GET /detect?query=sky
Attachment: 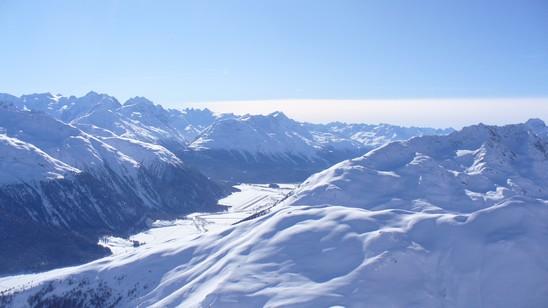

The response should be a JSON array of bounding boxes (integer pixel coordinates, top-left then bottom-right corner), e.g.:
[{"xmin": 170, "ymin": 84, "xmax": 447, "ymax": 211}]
[{"xmin": 1, "ymin": 0, "xmax": 547, "ymax": 128}]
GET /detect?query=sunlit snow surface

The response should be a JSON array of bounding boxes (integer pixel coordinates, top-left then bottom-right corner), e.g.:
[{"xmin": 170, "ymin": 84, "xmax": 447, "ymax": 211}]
[
  {"xmin": 2, "ymin": 183, "xmax": 547, "ymax": 307},
  {"xmin": 1, "ymin": 122, "xmax": 547, "ymax": 307},
  {"xmin": 0, "ymin": 184, "xmax": 297, "ymax": 300},
  {"xmin": 98, "ymin": 184, "xmax": 296, "ymax": 254}
]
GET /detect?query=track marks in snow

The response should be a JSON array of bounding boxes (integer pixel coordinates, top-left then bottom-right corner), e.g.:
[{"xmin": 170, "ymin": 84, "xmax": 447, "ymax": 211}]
[{"xmin": 98, "ymin": 183, "xmax": 297, "ymax": 254}]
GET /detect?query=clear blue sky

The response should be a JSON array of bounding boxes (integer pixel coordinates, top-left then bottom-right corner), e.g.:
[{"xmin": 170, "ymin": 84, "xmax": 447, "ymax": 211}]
[{"xmin": 1, "ymin": 0, "xmax": 547, "ymax": 126}]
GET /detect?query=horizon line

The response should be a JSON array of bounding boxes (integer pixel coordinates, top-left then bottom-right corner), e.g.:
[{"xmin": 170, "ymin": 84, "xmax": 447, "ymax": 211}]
[{"xmin": 177, "ymin": 97, "xmax": 548, "ymax": 129}]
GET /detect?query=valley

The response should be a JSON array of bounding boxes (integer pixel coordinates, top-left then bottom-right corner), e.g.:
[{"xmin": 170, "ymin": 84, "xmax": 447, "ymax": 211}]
[
  {"xmin": 0, "ymin": 92, "xmax": 546, "ymax": 307},
  {"xmin": 3, "ymin": 2, "xmax": 546, "ymax": 306},
  {"xmin": 99, "ymin": 183, "xmax": 297, "ymax": 255}
]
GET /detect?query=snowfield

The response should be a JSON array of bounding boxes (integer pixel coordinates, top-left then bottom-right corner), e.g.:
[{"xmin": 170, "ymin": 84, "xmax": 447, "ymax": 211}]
[
  {"xmin": 98, "ymin": 184, "xmax": 296, "ymax": 255},
  {"xmin": 2, "ymin": 196, "xmax": 547, "ymax": 307}
]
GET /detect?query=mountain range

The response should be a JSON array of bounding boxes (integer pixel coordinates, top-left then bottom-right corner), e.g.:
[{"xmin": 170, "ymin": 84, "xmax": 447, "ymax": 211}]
[
  {"xmin": 1, "ymin": 117, "xmax": 546, "ymax": 307},
  {"xmin": 1, "ymin": 92, "xmax": 453, "ymax": 183},
  {"xmin": 0, "ymin": 96, "xmax": 230, "ymax": 275},
  {"xmin": 0, "ymin": 91, "xmax": 455, "ymax": 275}
]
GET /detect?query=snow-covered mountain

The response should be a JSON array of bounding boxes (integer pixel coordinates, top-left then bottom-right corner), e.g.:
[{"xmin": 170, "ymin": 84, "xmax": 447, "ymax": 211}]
[
  {"xmin": 191, "ymin": 111, "xmax": 320, "ymax": 155},
  {"xmin": 1, "ymin": 92, "xmax": 454, "ymax": 183},
  {"xmin": 0, "ymin": 102, "xmax": 229, "ymax": 275},
  {"xmin": 180, "ymin": 111, "xmax": 454, "ymax": 182},
  {"xmin": 2, "ymin": 120, "xmax": 546, "ymax": 307},
  {"xmin": 291, "ymin": 120, "xmax": 548, "ymax": 210},
  {"xmin": 7, "ymin": 92, "xmax": 122, "ymax": 123},
  {"xmin": 306, "ymin": 121, "xmax": 454, "ymax": 149},
  {"xmin": 179, "ymin": 112, "xmax": 340, "ymax": 182},
  {"xmin": 0, "ymin": 92, "xmax": 457, "ymax": 273},
  {"xmin": 0, "ymin": 92, "xmax": 235, "ymax": 152}
]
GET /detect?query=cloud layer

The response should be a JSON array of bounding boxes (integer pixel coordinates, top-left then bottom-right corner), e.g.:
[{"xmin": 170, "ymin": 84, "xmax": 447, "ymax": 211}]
[{"xmin": 182, "ymin": 98, "xmax": 548, "ymax": 129}]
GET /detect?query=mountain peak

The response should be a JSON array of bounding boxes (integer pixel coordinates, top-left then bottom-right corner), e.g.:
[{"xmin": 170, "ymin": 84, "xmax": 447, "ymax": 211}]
[
  {"xmin": 79, "ymin": 92, "xmax": 121, "ymax": 109},
  {"xmin": 124, "ymin": 96, "xmax": 155, "ymax": 107},
  {"xmin": 80, "ymin": 91, "xmax": 118, "ymax": 102},
  {"xmin": 21, "ymin": 92, "xmax": 55, "ymax": 102},
  {"xmin": 525, "ymin": 118, "xmax": 547, "ymax": 138},
  {"xmin": 83, "ymin": 91, "xmax": 101, "ymax": 98},
  {"xmin": 269, "ymin": 111, "xmax": 288, "ymax": 118},
  {"xmin": 0, "ymin": 93, "xmax": 20, "ymax": 104},
  {"xmin": 526, "ymin": 118, "xmax": 546, "ymax": 128}
]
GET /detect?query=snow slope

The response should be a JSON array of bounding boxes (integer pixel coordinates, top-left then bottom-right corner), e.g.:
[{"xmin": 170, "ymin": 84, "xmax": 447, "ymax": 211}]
[
  {"xmin": 98, "ymin": 183, "xmax": 296, "ymax": 255},
  {"xmin": 8, "ymin": 92, "xmax": 122, "ymax": 122},
  {"xmin": 0, "ymin": 102, "xmax": 229, "ymax": 275},
  {"xmin": 2, "ymin": 120, "xmax": 546, "ymax": 307},
  {"xmin": 0, "ymin": 101, "xmax": 177, "ymax": 185},
  {"xmin": 0, "ymin": 133, "xmax": 80, "ymax": 184},
  {"xmin": 0, "ymin": 100, "xmax": 229, "ymax": 209}
]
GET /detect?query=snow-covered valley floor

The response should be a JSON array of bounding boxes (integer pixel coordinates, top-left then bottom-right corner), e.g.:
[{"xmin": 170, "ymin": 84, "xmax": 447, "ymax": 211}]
[
  {"xmin": 0, "ymin": 183, "xmax": 297, "ymax": 294},
  {"xmin": 98, "ymin": 183, "xmax": 297, "ymax": 255}
]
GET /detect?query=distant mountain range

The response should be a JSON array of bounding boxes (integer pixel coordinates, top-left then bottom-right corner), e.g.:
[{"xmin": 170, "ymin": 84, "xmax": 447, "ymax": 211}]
[
  {"xmin": 1, "ymin": 92, "xmax": 453, "ymax": 183},
  {"xmin": 2, "ymin": 118, "xmax": 546, "ymax": 306}
]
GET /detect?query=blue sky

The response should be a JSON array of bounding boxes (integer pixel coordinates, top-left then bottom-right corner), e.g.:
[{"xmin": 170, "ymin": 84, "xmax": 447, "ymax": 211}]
[{"xmin": 1, "ymin": 0, "xmax": 547, "ymax": 127}]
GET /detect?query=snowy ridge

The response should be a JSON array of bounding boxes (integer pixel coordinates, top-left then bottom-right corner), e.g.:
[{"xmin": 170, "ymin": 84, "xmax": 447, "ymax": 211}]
[
  {"xmin": 190, "ymin": 112, "xmax": 321, "ymax": 160},
  {"xmin": 2, "ymin": 120, "xmax": 546, "ymax": 307},
  {"xmin": 0, "ymin": 101, "xmax": 139, "ymax": 182},
  {"xmin": 11, "ymin": 92, "xmax": 122, "ymax": 122},
  {"xmin": 0, "ymin": 134, "xmax": 81, "ymax": 184},
  {"xmin": 306, "ymin": 121, "xmax": 455, "ymax": 149},
  {"xmin": 0, "ymin": 92, "xmax": 230, "ymax": 151},
  {"xmin": 289, "ymin": 121, "xmax": 548, "ymax": 211}
]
